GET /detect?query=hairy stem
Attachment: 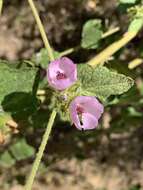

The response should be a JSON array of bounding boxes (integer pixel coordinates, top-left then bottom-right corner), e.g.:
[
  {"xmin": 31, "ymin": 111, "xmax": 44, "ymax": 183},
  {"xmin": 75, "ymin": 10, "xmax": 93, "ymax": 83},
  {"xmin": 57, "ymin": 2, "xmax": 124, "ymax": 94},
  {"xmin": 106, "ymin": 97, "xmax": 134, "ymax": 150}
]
[
  {"xmin": 25, "ymin": 110, "xmax": 57, "ymax": 190},
  {"xmin": 87, "ymin": 32, "xmax": 137, "ymax": 67},
  {"xmin": 25, "ymin": 2, "xmax": 56, "ymax": 189},
  {"xmin": 27, "ymin": 0, "xmax": 54, "ymax": 61}
]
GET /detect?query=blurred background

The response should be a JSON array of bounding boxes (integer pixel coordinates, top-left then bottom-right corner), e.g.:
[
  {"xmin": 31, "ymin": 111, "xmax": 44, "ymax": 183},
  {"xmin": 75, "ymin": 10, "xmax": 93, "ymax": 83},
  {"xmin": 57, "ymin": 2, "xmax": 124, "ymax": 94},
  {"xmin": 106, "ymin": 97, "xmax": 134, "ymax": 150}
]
[{"xmin": 0, "ymin": 0, "xmax": 143, "ymax": 190}]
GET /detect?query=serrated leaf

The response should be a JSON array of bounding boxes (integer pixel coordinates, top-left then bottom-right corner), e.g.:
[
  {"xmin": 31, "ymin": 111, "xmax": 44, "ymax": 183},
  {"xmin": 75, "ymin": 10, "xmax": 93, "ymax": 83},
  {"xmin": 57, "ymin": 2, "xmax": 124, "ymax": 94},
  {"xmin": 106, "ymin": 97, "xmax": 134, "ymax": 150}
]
[
  {"xmin": 10, "ymin": 139, "xmax": 35, "ymax": 161},
  {"xmin": 78, "ymin": 64, "xmax": 134, "ymax": 100},
  {"xmin": 0, "ymin": 62, "xmax": 37, "ymax": 104},
  {"xmin": 81, "ymin": 19, "xmax": 103, "ymax": 49},
  {"xmin": 0, "ymin": 151, "xmax": 15, "ymax": 167}
]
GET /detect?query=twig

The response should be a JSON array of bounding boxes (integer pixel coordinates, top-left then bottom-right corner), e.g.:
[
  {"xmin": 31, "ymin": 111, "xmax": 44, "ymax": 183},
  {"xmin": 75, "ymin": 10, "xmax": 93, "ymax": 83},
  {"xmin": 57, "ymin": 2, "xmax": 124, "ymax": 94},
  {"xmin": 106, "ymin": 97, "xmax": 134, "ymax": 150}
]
[{"xmin": 102, "ymin": 27, "xmax": 120, "ymax": 39}]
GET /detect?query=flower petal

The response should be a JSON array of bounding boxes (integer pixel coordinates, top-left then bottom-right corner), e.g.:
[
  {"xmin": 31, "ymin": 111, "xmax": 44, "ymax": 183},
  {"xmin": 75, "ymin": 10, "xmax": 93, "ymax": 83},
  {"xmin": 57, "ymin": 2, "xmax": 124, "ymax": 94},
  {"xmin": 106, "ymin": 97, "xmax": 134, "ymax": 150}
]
[
  {"xmin": 82, "ymin": 112, "xmax": 98, "ymax": 130},
  {"xmin": 71, "ymin": 96, "xmax": 104, "ymax": 119},
  {"xmin": 51, "ymin": 78, "xmax": 73, "ymax": 90},
  {"xmin": 69, "ymin": 96, "xmax": 104, "ymax": 131},
  {"xmin": 60, "ymin": 57, "xmax": 77, "ymax": 80},
  {"xmin": 69, "ymin": 97, "xmax": 81, "ymax": 130},
  {"xmin": 47, "ymin": 57, "xmax": 77, "ymax": 90}
]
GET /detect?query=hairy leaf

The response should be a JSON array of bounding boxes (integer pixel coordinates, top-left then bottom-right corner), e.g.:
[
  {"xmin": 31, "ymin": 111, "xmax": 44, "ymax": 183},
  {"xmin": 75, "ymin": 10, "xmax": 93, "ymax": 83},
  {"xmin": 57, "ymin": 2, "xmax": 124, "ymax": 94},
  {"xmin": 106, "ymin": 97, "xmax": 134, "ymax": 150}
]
[
  {"xmin": 81, "ymin": 19, "xmax": 102, "ymax": 49},
  {"xmin": 10, "ymin": 139, "xmax": 35, "ymax": 161},
  {"xmin": 0, "ymin": 62, "xmax": 37, "ymax": 104},
  {"xmin": 78, "ymin": 64, "xmax": 134, "ymax": 100}
]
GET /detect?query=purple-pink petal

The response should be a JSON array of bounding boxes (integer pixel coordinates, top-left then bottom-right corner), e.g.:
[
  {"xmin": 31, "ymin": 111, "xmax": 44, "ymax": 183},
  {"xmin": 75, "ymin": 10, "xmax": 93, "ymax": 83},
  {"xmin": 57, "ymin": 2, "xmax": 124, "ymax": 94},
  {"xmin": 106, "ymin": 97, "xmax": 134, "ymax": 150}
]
[
  {"xmin": 47, "ymin": 57, "xmax": 77, "ymax": 90},
  {"xmin": 82, "ymin": 113, "xmax": 98, "ymax": 130},
  {"xmin": 69, "ymin": 96, "xmax": 104, "ymax": 130}
]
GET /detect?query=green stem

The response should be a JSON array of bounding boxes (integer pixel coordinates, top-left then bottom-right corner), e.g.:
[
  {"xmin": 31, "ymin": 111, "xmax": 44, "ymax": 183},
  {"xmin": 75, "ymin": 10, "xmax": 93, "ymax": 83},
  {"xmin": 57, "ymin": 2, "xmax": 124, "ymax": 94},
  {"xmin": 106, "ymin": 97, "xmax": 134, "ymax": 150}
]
[
  {"xmin": 102, "ymin": 27, "xmax": 120, "ymax": 39},
  {"xmin": 60, "ymin": 46, "xmax": 79, "ymax": 57},
  {"xmin": 25, "ymin": 110, "xmax": 57, "ymax": 190},
  {"xmin": 0, "ymin": 0, "xmax": 3, "ymax": 15},
  {"xmin": 27, "ymin": 0, "xmax": 54, "ymax": 61}
]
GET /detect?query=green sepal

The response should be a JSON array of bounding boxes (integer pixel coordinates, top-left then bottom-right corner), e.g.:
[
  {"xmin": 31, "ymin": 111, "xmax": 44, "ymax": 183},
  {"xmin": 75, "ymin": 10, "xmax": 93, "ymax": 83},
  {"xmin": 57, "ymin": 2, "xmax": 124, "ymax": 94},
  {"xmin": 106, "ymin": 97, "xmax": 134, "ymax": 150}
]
[{"xmin": 47, "ymin": 83, "xmax": 82, "ymax": 122}]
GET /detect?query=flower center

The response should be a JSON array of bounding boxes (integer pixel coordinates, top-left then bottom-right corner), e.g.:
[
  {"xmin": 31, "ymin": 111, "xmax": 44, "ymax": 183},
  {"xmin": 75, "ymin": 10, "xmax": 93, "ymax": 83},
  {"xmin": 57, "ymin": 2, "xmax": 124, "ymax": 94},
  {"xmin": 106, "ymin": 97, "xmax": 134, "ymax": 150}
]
[
  {"xmin": 76, "ymin": 105, "xmax": 84, "ymax": 126},
  {"xmin": 76, "ymin": 106, "xmax": 84, "ymax": 114},
  {"xmin": 56, "ymin": 71, "xmax": 67, "ymax": 80}
]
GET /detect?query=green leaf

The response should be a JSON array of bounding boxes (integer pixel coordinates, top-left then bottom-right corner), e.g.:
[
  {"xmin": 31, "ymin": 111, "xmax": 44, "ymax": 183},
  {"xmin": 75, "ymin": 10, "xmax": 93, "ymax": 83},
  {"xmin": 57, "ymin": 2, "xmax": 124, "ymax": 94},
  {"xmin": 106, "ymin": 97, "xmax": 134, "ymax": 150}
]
[
  {"xmin": 0, "ymin": 151, "xmax": 15, "ymax": 167},
  {"xmin": 78, "ymin": 64, "xmax": 134, "ymax": 100},
  {"xmin": 2, "ymin": 92, "xmax": 38, "ymax": 120},
  {"xmin": 32, "ymin": 48, "xmax": 61, "ymax": 69},
  {"xmin": 128, "ymin": 17, "xmax": 143, "ymax": 32},
  {"xmin": 10, "ymin": 139, "xmax": 35, "ymax": 161},
  {"xmin": 0, "ymin": 111, "xmax": 11, "ymax": 128},
  {"xmin": 0, "ymin": 59, "xmax": 22, "ymax": 69},
  {"xmin": 0, "ymin": 62, "xmax": 37, "ymax": 104},
  {"xmin": 81, "ymin": 19, "xmax": 103, "ymax": 49},
  {"xmin": 0, "ymin": 111, "xmax": 12, "ymax": 136},
  {"xmin": 127, "ymin": 107, "xmax": 142, "ymax": 117},
  {"xmin": 119, "ymin": 0, "xmax": 137, "ymax": 4},
  {"xmin": 129, "ymin": 185, "xmax": 141, "ymax": 190}
]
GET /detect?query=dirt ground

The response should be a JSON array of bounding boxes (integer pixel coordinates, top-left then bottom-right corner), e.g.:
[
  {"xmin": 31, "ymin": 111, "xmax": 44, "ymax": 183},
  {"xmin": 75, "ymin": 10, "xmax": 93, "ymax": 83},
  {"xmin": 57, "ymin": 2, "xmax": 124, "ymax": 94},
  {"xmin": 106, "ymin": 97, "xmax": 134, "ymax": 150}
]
[
  {"xmin": 0, "ymin": 0, "xmax": 143, "ymax": 190},
  {"xmin": 5, "ymin": 125, "xmax": 143, "ymax": 190}
]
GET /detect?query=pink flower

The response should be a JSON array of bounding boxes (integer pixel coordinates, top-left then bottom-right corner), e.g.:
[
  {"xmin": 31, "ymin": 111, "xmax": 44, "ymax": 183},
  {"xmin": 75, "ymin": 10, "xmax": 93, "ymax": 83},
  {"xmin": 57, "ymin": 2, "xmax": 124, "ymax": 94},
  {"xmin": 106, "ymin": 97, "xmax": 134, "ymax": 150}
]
[
  {"xmin": 69, "ymin": 96, "xmax": 104, "ymax": 130},
  {"xmin": 47, "ymin": 57, "xmax": 77, "ymax": 90}
]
